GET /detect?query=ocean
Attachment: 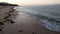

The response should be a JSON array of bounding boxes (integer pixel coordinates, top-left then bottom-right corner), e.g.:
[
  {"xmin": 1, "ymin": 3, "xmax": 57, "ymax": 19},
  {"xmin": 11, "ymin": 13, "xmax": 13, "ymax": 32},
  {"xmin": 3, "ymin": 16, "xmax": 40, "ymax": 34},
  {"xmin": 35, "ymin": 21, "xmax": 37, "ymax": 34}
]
[{"xmin": 15, "ymin": 5, "xmax": 60, "ymax": 32}]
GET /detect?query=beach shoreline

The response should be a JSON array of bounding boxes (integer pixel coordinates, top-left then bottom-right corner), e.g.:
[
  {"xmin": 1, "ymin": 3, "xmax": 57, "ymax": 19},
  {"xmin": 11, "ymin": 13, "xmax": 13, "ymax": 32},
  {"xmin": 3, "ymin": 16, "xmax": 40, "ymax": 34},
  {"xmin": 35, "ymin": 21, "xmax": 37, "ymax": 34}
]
[{"xmin": 0, "ymin": 6, "xmax": 60, "ymax": 34}]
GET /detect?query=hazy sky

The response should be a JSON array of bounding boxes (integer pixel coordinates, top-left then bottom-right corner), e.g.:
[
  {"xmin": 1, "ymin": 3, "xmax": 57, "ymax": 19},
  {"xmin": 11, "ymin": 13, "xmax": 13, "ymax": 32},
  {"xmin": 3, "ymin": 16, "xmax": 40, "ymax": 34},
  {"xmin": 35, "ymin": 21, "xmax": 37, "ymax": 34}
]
[{"xmin": 0, "ymin": 0, "xmax": 60, "ymax": 5}]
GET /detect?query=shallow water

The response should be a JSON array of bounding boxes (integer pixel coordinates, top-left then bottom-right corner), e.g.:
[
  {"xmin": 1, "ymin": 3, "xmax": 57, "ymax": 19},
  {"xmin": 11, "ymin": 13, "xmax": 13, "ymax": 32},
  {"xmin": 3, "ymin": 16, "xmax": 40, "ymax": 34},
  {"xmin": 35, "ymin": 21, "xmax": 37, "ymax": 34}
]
[{"xmin": 15, "ymin": 5, "xmax": 60, "ymax": 32}]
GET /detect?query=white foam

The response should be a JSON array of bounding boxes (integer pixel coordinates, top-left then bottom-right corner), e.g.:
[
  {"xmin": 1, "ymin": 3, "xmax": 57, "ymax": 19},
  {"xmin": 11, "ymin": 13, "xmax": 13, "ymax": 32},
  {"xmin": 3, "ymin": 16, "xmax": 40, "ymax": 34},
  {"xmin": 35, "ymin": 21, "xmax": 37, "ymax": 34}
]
[{"xmin": 40, "ymin": 19, "xmax": 60, "ymax": 32}]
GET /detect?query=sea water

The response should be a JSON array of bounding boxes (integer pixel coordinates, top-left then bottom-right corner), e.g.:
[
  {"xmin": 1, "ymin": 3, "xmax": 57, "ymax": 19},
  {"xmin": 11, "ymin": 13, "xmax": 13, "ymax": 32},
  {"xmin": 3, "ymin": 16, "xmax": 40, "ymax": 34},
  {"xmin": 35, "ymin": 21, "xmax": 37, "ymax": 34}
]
[{"xmin": 15, "ymin": 5, "xmax": 60, "ymax": 32}]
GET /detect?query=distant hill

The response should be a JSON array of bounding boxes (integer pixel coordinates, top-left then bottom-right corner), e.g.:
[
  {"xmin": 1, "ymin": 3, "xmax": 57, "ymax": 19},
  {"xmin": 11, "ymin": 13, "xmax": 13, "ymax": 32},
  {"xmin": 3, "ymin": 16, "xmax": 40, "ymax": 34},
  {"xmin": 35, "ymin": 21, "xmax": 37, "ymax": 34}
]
[{"xmin": 0, "ymin": 2, "xmax": 18, "ymax": 6}]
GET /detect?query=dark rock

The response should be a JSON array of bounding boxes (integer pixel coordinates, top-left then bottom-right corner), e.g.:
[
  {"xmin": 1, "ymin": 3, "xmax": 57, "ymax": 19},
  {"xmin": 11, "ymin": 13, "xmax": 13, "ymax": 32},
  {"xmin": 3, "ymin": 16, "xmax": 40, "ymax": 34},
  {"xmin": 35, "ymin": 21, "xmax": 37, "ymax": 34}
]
[
  {"xmin": 0, "ymin": 29, "xmax": 2, "ymax": 31},
  {"xmin": 0, "ymin": 22, "xmax": 4, "ymax": 25},
  {"xmin": 32, "ymin": 32, "xmax": 36, "ymax": 34},
  {"xmin": 10, "ymin": 20, "xmax": 15, "ymax": 23},
  {"xmin": 6, "ymin": 19, "xmax": 15, "ymax": 23},
  {"xmin": 19, "ymin": 30, "xmax": 23, "ymax": 32}
]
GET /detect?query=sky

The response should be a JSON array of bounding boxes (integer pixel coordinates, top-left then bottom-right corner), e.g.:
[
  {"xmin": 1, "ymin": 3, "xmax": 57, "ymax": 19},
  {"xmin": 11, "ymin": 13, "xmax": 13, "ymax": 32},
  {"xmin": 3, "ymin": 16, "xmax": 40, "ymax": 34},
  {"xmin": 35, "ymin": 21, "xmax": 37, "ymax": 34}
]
[{"xmin": 0, "ymin": 0, "xmax": 60, "ymax": 6}]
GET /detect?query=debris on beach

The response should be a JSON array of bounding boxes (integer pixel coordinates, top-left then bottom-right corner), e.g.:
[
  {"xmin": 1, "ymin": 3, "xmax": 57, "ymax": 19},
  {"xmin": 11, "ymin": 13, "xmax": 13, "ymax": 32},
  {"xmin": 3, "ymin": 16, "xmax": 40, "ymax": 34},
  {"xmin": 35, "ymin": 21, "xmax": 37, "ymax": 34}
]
[
  {"xmin": 0, "ymin": 22, "xmax": 4, "ymax": 25},
  {"xmin": 0, "ymin": 2, "xmax": 18, "ymax": 31},
  {"xmin": 19, "ymin": 30, "xmax": 23, "ymax": 32},
  {"xmin": 32, "ymin": 32, "xmax": 36, "ymax": 34}
]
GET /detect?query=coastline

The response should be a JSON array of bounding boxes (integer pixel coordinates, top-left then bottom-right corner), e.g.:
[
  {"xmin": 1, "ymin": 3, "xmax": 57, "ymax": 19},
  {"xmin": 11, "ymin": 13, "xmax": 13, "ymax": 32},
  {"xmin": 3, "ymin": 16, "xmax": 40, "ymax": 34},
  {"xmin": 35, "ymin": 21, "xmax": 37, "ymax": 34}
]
[{"xmin": 0, "ymin": 6, "xmax": 60, "ymax": 34}]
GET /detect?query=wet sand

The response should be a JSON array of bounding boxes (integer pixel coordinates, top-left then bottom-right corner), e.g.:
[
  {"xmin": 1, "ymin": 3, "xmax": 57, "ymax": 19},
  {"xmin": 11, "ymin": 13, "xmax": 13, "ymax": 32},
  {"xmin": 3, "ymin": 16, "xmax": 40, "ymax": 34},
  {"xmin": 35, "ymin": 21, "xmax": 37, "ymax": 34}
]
[{"xmin": 0, "ymin": 11, "xmax": 60, "ymax": 34}]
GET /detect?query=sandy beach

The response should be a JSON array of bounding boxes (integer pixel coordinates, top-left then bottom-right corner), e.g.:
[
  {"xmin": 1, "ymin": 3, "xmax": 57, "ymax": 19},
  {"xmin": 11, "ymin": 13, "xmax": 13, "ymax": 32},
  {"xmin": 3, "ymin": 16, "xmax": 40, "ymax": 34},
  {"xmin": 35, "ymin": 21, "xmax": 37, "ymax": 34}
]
[{"xmin": 0, "ymin": 7, "xmax": 60, "ymax": 34}]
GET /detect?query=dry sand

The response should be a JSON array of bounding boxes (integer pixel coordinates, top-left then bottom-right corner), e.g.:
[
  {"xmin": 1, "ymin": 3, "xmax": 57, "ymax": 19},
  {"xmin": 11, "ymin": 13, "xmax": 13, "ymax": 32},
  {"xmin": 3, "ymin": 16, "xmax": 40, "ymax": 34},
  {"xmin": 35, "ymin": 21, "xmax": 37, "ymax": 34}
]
[{"xmin": 0, "ymin": 8, "xmax": 60, "ymax": 34}]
